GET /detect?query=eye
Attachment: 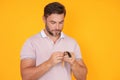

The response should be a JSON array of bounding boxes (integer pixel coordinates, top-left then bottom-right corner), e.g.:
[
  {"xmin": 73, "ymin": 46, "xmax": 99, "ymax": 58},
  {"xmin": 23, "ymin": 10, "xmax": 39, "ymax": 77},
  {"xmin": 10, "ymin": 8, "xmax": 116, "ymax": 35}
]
[
  {"xmin": 50, "ymin": 21, "xmax": 56, "ymax": 24},
  {"xmin": 59, "ymin": 21, "xmax": 64, "ymax": 24}
]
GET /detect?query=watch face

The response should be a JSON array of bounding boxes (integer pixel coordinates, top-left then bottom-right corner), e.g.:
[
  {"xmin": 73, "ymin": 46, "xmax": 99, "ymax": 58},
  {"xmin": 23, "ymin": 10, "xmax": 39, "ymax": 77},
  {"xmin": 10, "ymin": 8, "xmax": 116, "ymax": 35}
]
[{"xmin": 64, "ymin": 51, "xmax": 71, "ymax": 58}]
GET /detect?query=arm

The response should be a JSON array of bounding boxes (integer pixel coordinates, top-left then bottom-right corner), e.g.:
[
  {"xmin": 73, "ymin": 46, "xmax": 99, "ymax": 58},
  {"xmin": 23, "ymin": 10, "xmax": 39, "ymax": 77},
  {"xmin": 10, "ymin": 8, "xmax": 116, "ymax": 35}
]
[
  {"xmin": 71, "ymin": 59, "xmax": 87, "ymax": 80},
  {"xmin": 64, "ymin": 53, "xmax": 87, "ymax": 80},
  {"xmin": 20, "ymin": 52, "xmax": 64, "ymax": 80},
  {"xmin": 20, "ymin": 58, "xmax": 52, "ymax": 80}
]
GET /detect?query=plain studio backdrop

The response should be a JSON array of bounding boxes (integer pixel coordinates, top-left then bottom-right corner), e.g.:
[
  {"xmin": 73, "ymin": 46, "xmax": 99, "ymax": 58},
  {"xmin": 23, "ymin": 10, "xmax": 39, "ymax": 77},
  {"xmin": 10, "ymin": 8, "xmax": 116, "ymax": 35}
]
[{"xmin": 0, "ymin": 0, "xmax": 120, "ymax": 80}]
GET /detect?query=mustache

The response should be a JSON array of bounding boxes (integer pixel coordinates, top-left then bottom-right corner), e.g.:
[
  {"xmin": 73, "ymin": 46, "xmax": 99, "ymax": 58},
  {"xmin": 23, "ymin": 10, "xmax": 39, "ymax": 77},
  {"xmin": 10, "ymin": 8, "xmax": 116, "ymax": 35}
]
[{"xmin": 52, "ymin": 29, "xmax": 61, "ymax": 31}]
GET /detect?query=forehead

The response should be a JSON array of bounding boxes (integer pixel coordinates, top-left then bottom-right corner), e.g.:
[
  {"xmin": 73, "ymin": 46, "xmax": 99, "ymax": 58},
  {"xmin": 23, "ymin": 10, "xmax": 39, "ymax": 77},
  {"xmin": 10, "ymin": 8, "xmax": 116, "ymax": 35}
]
[{"xmin": 46, "ymin": 13, "xmax": 65, "ymax": 21}]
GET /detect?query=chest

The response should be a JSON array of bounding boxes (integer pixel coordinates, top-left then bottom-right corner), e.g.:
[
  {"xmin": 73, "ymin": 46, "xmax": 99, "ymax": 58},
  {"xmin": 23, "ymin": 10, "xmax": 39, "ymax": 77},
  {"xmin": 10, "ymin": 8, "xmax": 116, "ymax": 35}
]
[{"xmin": 33, "ymin": 39, "xmax": 75, "ymax": 65}]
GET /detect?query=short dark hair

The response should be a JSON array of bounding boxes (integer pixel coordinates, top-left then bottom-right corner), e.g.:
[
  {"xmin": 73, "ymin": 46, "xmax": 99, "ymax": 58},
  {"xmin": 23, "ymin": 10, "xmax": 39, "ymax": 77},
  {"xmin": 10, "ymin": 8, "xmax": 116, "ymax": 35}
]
[{"xmin": 44, "ymin": 2, "xmax": 66, "ymax": 18}]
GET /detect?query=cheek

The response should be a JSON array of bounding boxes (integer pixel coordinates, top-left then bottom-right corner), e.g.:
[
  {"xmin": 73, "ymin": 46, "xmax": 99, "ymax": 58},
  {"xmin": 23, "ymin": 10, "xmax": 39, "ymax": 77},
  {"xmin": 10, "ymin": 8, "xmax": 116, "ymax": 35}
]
[
  {"xmin": 47, "ymin": 23, "xmax": 53, "ymax": 27},
  {"xmin": 47, "ymin": 23, "xmax": 56, "ymax": 30},
  {"xmin": 50, "ymin": 24, "xmax": 56, "ymax": 29},
  {"xmin": 59, "ymin": 24, "xmax": 64, "ymax": 29}
]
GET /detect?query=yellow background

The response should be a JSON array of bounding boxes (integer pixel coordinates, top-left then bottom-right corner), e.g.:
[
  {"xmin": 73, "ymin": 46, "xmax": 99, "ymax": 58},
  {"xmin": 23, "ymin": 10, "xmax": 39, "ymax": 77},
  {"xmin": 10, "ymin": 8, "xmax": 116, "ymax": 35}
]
[{"xmin": 0, "ymin": 0, "xmax": 120, "ymax": 80}]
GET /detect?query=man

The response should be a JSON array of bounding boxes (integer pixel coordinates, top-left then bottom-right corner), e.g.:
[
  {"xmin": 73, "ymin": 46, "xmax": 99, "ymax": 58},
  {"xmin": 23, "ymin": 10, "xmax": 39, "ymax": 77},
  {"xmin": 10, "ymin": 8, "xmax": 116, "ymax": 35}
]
[{"xmin": 20, "ymin": 2, "xmax": 87, "ymax": 80}]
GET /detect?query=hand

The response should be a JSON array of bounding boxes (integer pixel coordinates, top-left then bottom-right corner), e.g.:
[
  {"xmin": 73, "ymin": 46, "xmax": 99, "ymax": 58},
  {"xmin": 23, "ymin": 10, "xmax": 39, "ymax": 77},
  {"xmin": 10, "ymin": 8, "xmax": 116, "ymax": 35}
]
[
  {"xmin": 48, "ymin": 51, "xmax": 64, "ymax": 66},
  {"xmin": 63, "ymin": 52, "xmax": 76, "ymax": 65}
]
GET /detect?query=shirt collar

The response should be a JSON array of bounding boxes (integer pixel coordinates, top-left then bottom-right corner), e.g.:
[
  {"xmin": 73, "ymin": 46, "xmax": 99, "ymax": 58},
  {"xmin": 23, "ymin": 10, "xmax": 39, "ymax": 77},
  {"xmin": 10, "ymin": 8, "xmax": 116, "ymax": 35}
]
[{"xmin": 40, "ymin": 29, "xmax": 65, "ymax": 39}]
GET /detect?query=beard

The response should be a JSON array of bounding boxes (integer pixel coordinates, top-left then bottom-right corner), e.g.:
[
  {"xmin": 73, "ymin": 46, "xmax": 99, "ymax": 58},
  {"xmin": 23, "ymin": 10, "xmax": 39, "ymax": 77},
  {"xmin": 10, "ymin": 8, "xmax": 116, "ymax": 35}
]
[{"xmin": 45, "ymin": 25, "xmax": 62, "ymax": 37}]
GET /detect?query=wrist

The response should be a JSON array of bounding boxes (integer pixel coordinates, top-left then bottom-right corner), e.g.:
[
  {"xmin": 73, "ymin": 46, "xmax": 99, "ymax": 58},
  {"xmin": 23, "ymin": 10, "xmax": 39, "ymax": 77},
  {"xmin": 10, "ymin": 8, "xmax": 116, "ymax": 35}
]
[
  {"xmin": 46, "ymin": 59, "xmax": 53, "ymax": 68},
  {"xmin": 71, "ymin": 60, "xmax": 77, "ymax": 66}
]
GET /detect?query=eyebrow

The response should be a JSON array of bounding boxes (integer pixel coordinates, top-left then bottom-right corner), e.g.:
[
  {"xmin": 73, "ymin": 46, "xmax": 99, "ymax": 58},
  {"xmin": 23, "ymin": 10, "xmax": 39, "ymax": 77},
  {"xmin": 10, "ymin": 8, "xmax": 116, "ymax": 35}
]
[
  {"xmin": 50, "ymin": 20, "xmax": 64, "ymax": 23},
  {"xmin": 59, "ymin": 20, "xmax": 64, "ymax": 23}
]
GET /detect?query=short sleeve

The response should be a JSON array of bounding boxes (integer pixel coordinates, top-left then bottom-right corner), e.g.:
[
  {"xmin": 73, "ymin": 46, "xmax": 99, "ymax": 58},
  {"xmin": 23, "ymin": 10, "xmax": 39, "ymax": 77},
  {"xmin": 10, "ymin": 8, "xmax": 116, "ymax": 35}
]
[
  {"xmin": 20, "ymin": 39, "xmax": 36, "ymax": 60},
  {"xmin": 74, "ymin": 42, "xmax": 82, "ymax": 59}
]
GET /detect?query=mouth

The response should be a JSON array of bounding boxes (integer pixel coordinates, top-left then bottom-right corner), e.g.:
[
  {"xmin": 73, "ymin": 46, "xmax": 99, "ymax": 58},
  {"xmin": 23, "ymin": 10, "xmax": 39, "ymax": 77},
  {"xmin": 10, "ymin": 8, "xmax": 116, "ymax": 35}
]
[
  {"xmin": 52, "ymin": 30, "xmax": 61, "ymax": 32},
  {"xmin": 52, "ymin": 30, "xmax": 61, "ymax": 33}
]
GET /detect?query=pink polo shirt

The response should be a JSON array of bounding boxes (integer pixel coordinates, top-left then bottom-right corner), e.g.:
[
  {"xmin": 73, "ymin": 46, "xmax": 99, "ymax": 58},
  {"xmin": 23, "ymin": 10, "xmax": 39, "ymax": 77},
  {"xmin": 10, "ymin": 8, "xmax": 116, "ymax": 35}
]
[{"xmin": 20, "ymin": 30, "xmax": 82, "ymax": 80}]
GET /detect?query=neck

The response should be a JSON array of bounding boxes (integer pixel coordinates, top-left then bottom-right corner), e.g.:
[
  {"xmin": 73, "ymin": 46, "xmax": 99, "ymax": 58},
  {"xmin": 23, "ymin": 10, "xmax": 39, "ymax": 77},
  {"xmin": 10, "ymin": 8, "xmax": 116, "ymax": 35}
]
[{"xmin": 44, "ymin": 29, "xmax": 60, "ymax": 43}]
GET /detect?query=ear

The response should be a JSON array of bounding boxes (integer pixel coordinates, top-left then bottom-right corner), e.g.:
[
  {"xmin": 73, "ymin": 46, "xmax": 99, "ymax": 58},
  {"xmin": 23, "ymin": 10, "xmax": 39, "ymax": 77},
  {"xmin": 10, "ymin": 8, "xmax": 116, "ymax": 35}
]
[{"xmin": 42, "ymin": 16, "xmax": 46, "ymax": 23}]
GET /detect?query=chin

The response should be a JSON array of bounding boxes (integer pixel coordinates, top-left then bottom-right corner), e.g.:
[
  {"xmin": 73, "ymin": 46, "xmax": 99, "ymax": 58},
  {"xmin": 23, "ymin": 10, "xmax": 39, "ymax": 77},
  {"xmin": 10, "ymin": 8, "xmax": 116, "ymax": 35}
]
[{"xmin": 53, "ymin": 34, "xmax": 60, "ymax": 37}]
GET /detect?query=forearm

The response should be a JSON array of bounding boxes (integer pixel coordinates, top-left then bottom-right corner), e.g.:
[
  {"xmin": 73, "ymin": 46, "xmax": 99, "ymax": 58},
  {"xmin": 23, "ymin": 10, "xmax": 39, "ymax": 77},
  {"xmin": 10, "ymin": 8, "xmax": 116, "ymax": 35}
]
[
  {"xmin": 21, "ymin": 60, "xmax": 52, "ymax": 80},
  {"xmin": 71, "ymin": 60, "xmax": 87, "ymax": 80}
]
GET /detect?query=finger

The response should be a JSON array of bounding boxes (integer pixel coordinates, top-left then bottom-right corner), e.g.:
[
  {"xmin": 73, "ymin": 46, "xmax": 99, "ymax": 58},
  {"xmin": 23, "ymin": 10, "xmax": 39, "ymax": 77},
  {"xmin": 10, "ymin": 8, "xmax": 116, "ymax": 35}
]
[
  {"xmin": 64, "ymin": 55, "xmax": 69, "ymax": 58},
  {"xmin": 64, "ymin": 57, "xmax": 72, "ymax": 62},
  {"xmin": 64, "ymin": 53, "xmax": 68, "ymax": 57},
  {"xmin": 64, "ymin": 59, "xmax": 71, "ymax": 63},
  {"xmin": 56, "ymin": 56, "xmax": 64, "ymax": 60},
  {"xmin": 56, "ymin": 53, "xmax": 64, "ymax": 57},
  {"xmin": 57, "ymin": 60, "xmax": 63, "ymax": 63}
]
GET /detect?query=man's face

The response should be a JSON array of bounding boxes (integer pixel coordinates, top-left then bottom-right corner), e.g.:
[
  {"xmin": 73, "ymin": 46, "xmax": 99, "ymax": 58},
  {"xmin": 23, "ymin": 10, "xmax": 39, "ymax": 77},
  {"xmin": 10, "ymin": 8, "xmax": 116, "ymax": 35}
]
[{"xmin": 44, "ymin": 13, "xmax": 65, "ymax": 37}]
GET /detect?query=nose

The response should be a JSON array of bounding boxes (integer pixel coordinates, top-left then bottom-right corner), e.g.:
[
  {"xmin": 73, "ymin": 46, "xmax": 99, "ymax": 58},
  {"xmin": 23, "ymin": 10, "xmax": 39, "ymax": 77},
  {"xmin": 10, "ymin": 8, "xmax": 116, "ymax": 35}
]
[{"xmin": 56, "ymin": 23, "xmax": 59, "ymax": 30}]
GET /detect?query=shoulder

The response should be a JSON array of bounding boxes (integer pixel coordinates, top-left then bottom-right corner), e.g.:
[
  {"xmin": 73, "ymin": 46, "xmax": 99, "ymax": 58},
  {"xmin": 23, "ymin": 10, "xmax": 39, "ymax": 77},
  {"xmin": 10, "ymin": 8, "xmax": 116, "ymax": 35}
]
[
  {"xmin": 64, "ymin": 34, "xmax": 78, "ymax": 44},
  {"xmin": 24, "ymin": 33, "xmax": 41, "ymax": 44}
]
